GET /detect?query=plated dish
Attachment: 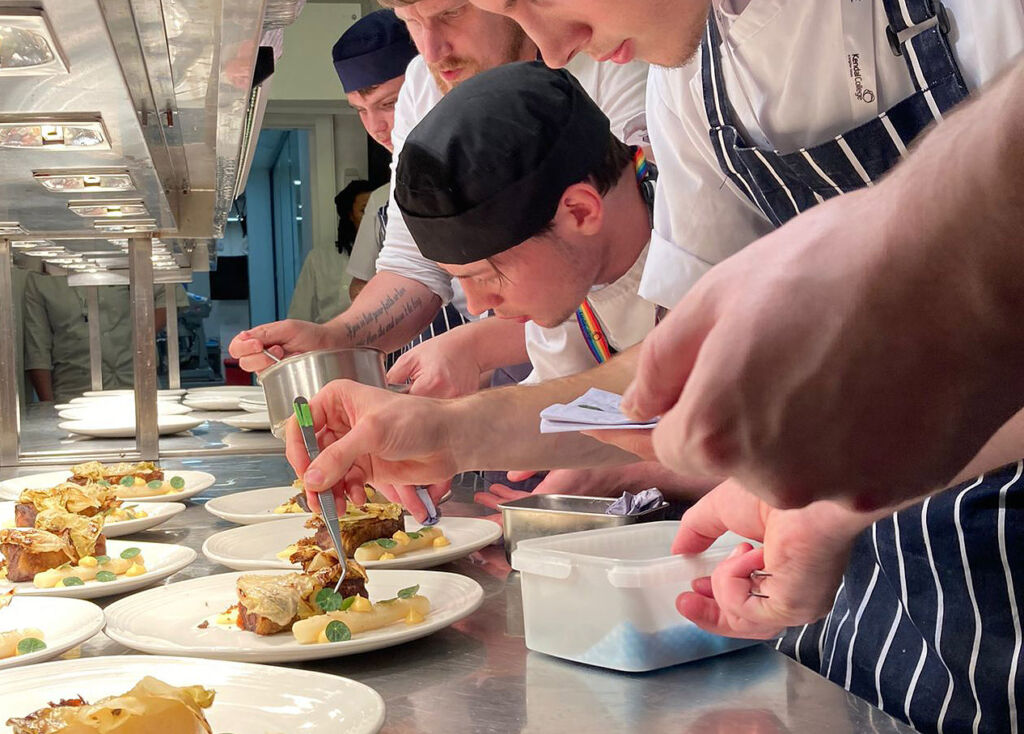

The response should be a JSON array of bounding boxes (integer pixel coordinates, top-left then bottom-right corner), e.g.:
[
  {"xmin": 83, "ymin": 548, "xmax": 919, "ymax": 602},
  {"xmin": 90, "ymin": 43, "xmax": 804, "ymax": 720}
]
[
  {"xmin": 202, "ymin": 514, "xmax": 501, "ymax": 571},
  {"xmin": 0, "ymin": 465, "xmax": 216, "ymax": 503},
  {"xmin": 0, "ymin": 594, "xmax": 105, "ymax": 669},
  {"xmin": 58, "ymin": 402, "xmax": 194, "ymax": 420},
  {"xmin": 103, "ymin": 568, "xmax": 483, "ymax": 662},
  {"xmin": 204, "ymin": 486, "xmax": 311, "ymax": 524},
  {"xmin": 0, "ymin": 538, "xmax": 194, "ymax": 600},
  {"xmin": 0, "ymin": 655, "xmax": 385, "ymax": 734},
  {"xmin": 0, "ymin": 499, "xmax": 184, "ymax": 539}
]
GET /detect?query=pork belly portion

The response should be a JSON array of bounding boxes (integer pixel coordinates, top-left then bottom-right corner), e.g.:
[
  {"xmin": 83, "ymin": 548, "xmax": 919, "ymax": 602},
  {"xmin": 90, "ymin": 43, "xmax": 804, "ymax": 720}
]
[
  {"xmin": 0, "ymin": 528, "xmax": 75, "ymax": 583},
  {"xmin": 16, "ymin": 482, "xmax": 119, "ymax": 528},
  {"xmin": 304, "ymin": 502, "xmax": 404, "ymax": 557}
]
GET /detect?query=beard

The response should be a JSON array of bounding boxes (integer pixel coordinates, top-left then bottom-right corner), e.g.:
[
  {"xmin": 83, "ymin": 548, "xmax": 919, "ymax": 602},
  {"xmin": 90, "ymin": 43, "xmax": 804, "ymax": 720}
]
[{"xmin": 428, "ymin": 18, "xmax": 528, "ymax": 94}]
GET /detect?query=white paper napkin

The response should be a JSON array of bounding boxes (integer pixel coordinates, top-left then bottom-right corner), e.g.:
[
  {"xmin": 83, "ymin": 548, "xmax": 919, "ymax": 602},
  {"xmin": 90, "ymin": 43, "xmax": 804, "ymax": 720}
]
[{"xmin": 539, "ymin": 388, "xmax": 660, "ymax": 434}]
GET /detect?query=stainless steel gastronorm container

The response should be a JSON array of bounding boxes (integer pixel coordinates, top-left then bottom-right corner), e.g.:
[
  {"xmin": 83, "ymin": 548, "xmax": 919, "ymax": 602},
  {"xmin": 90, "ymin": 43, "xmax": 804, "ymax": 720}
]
[
  {"xmin": 497, "ymin": 494, "xmax": 669, "ymax": 563},
  {"xmin": 258, "ymin": 348, "xmax": 387, "ymax": 437}
]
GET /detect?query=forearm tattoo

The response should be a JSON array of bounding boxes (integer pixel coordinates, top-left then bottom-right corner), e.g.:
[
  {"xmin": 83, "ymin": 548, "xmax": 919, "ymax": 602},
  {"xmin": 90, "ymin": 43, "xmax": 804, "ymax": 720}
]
[{"xmin": 344, "ymin": 287, "xmax": 425, "ymax": 347}]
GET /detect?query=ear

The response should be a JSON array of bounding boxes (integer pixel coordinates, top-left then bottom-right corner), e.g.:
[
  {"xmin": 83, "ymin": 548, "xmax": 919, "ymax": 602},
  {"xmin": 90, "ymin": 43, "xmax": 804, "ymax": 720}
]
[{"xmin": 553, "ymin": 182, "xmax": 604, "ymax": 237}]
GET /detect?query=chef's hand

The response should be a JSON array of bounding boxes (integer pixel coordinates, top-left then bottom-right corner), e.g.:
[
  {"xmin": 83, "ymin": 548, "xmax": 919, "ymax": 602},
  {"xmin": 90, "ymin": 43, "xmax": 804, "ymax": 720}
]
[
  {"xmin": 621, "ymin": 184, "xmax": 1016, "ymax": 512},
  {"xmin": 285, "ymin": 380, "xmax": 460, "ymax": 516},
  {"xmin": 229, "ymin": 319, "xmax": 335, "ymax": 374},
  {"xmin": 367, "ymin": 481, "xmax": 451, "ymax": 525},
  {"xmin": 672, "ymin": 478, "xmax": 872, "ymax": 639},
  {"xmin": 387, "ymin": 336, "xmax": 484, "ymax": 398}
]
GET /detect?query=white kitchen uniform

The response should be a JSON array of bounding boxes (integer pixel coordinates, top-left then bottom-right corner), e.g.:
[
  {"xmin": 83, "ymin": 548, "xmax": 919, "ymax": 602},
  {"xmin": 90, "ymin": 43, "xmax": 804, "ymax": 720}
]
[
  {"xmin": 287, "ymin": 246, "xmax": 351, "ymax": 324},
  {"xmin": 523, "ymin": 245, "xmax": 656, "ymax": 384},
  {"xmin": 346, "ymin": 183, "xmax": 390, "ymax": 282},
  {"xmin": 375, "ymin": 53, "xmax": 651, "ymax": 312},
  {"xmin": 638, "ymin": 0, "xmax": 1024, "ymax": 309}
]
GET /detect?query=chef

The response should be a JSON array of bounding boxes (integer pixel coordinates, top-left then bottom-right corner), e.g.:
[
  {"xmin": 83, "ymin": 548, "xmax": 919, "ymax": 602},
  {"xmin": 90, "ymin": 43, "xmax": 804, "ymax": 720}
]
[
  {"xmin": 229, "ymin": 1, "xmax": 649, "ymax": 379},
  {"xmin": 284, "ymin": 2, "xmax": 1024, "ymax": 731},
  {"xmin": 23, "ymin": 275, "xmax": 187, "ymax": 403},
  {"xmin": 287, "ymin": 10, "xmax": 418, "ymax": 320},
  {"xmin": 392, "ymin": 61, "xmax": 711, "ymax": 501}
]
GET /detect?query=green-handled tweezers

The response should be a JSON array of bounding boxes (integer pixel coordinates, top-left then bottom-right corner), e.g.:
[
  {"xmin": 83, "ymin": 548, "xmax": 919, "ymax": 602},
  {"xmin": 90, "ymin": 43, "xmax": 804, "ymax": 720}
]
[{"xmin": 293, "ymin": 396, "xmax": 347, "ymax": 591}]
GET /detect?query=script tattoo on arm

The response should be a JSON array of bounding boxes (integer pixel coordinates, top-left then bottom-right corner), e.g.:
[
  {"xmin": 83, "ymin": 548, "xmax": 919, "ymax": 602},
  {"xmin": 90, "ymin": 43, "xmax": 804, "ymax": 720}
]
[{"xmin": 343, "ymin": 287, "xmax": 426, "ymax": 348}]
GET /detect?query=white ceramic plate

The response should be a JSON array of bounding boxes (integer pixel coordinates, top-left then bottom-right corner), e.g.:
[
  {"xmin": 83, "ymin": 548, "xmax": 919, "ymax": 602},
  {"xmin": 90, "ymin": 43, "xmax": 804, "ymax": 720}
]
[
  {"xmin": 237, "ymin": 396, "xmax": 267, "ymax": 413},
  {"xmin": 0, "ymin": 501, "xmax": 185, "ymax": 538},
  {"xmin": 0, "ymin": 469, "xmax": 216, "ymax": 503},
  {"xmin": 220, "ymin": 411, "xmax": 271, "ymax": 431},
  {"xmin": 83, "ymin": 388, "xmax": 187, "ymax": 398},
  {"xmin": 59, "ymin": 415, "xmax": 205, "ymax": 438},
  {"xmin": 203, "ymin": 515, "xmax": 502, "ymax": 571},
  {"xmin": 183, "ymin": 395, "xmax": 243, "ymax": 411},
  {"xmin": 58, "ymin": 402, "xmax": 194, "ymax": 421},
  {"xmin": 2, "ymin": 539, "xmax": 195, "ymax": 600},
  {"xmin": 0, "ymin": 655, "xmax": 385, "ymax": 734},
  {"xmin": 104, "ymin": 568, "xmax": 484, "ymax": 662},
  {"xmin": 0, "ymin": 596, "xmax": 105, "ymax": 669},
  {"xmin": 204, "ymin": 486, "xmax": 308, "ymax": 525},
  {"xmin": 186, "ymin": 385, "xmax": 263, "ymax": 395}
]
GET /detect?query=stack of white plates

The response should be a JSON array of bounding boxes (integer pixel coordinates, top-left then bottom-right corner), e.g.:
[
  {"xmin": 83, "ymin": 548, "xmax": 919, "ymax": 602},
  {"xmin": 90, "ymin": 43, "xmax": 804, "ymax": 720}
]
[{"xmin": 183, "ymin": 386, "xmax": 263, "ymax": 412}]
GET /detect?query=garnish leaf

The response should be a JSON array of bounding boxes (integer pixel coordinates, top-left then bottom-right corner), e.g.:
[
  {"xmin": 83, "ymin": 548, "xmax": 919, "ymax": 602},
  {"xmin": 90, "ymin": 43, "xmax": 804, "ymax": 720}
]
[
  {"xmin": 397, "ymin": 584, "xmax": 420, "ymax": 600},
  {"xmin": 16, "ymin": 637, "xmax": 46, "ymax": 655},
  {"xmin": 339, "ymin": 595, "xmax": 356, "ymax": 612},
  {"xmin": 315, "ymin": 588, "xmax": 344, "ymax": 612},
  {"xmin": 169, "ymin": 476, "xmax": 186, "ymax": 490},
  {"xmin": 119, "ymin": 476, "xmax": 135, "ymax": 486},
  {"xmin": 406, "ymin": 531, "xmax": 422, "ymax": 540},
  {"xmin": 62, "ymin": 576, "xmax": 85, "ymax": 587},
  {"xmin": 120, "ymin": 547, "xmax": 141, "ymax": 560},
  {"xmin": 95, "ymin": 571, "xmax": 117, "ymax": 583},
  {"xmin": 376, "ymin": 538, "xmax": 398, "ymax": 549},
  {"xmin": 95, "ymin": 555, "xmax": 110, "ymax": 564},
  {"xmin": 325, "ymin": 620, "xmax": 351, "ymax": 642},
  {"xmin": 147, "ymin": 480, "xmax": 163, "ymax": 489}
]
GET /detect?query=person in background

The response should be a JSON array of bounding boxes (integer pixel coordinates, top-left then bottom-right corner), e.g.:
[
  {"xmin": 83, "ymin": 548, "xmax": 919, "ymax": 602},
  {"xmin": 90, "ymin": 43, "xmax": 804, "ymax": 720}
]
[
  {"xmin": 229, "ymin": 1, "xmax": 649, "ymax": 377},
  {"xmin": 288, "ymin": 10, "xmax": 418, "ymax": 322},
  {"xmin": 23, "ymin": 275, "xmax": 188, "ymax": 404},
  {"xmin": 392, "ymin": 62, "xmax": 714, "ymax": 507},
  {"xmin": 287, "ymin": 179, "xmax": 373, "ymax": 324},
  {"xmin": 336, "ymin": 10, "xmax": 417, "ymax": 302}
]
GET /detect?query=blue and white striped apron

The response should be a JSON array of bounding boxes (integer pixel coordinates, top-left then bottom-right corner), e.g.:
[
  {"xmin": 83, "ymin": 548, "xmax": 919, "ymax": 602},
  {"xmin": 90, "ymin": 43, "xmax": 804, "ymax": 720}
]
[
  {"xmin": 701, "ymin": 0, "xmax": 967, "ymax": 226},
  {"xmin": 776, "ymin": 462, "xmax": 1024, "ymax": 734},
  {"xmin": 700, "ymin": 3, "xmax": 1021, "ymax": 732}
]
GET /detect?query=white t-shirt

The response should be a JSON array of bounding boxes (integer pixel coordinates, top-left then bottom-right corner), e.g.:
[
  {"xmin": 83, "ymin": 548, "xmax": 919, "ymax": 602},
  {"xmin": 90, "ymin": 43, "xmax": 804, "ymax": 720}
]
[
  {"xmin": 523, "ymin": 245, "xmax": 656, "ymax": 384},
  {"xmin": 639, "ymin": 0, "xmax": 1024, "ymax": 309},
  {"xmin": 374, "ymin": 54, "xmax": 651, "ymax": 309},
  {"xmin": 346, "ymin": 183, "xmax": 390, "ymax": 282}
]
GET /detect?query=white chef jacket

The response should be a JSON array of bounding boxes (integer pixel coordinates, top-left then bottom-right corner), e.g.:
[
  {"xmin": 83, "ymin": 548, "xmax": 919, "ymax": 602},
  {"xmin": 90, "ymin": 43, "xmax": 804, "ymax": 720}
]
[
  {"xmin": 287, "ymin": 246, "xmax": 352, "ymax": 324},
  {"xmin": 374, "ymin": 53, "xmax": 651, "ymax": 310},
  {"xmin": 639, "ymin": 0, "xmax": 1024, "ymax": 309},
  {"xmin": 523, "ymin": 245, "xmax": 656, "ymax": 384},
  {"xmin": 346, "ymin": 183, "xmax": 390, "ymax": 282}
]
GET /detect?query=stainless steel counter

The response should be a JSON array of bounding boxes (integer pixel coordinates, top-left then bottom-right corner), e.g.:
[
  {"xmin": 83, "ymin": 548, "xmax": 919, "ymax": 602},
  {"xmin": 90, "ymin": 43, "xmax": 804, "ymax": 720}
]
[{"xmin": 0, "ymin": 455, "xmax": 918, "ymax": 733}]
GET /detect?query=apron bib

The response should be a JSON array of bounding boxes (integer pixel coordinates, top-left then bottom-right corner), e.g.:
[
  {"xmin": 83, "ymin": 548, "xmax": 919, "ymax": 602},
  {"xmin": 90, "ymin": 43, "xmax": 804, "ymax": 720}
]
[{"xmin": 698, "ymin": 3, "xmax": 1018, "ymax": 731}]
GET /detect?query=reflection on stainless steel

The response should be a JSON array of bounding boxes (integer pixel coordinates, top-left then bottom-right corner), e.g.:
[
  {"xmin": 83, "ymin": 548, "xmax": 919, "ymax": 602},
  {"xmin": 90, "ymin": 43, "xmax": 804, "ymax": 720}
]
[
  {"xmin": 499, "ymin": 493, "xmax": 669, "ymax": 562},
  {"xmin": 33, "ymin": 169, "xmax": 135, "ymax": 193},
  {"xmin": 0, "ymin": 456, "xmax": 916, "ymax": 733},
  {"xmin": 259, "ymin": 348, "xmax": 388, "ymax": 437},
  {"xmin": 67, "ymin": 199, "xmax": 148, "ymax": 218}
]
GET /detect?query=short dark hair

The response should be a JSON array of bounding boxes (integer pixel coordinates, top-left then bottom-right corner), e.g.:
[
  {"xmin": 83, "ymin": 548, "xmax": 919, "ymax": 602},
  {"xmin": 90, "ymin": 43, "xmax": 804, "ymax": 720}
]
[
  {"xmin": 335, "ymin": 179, "xmax": 377, "ymax": 254},
  {"xmin": 526, "ymin": 136, "xmax": 635, "ymax": 241}
]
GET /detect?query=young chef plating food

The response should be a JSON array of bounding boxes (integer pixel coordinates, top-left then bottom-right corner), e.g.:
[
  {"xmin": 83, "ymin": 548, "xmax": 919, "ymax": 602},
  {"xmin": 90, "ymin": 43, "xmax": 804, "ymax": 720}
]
[
  {"xmin": 283, "ymin": 1, "xmax": 1024, "ymax": 731},
  {"xmin": 229, "ymin": 0, "xmax": 649, "ymax": 379}
]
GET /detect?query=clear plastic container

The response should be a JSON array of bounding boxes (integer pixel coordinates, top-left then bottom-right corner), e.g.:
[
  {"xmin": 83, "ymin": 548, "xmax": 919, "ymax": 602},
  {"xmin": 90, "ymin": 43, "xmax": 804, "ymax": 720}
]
[{"xmin": 511, "ymin": 521, "xmax": 758, "ymax": 672}]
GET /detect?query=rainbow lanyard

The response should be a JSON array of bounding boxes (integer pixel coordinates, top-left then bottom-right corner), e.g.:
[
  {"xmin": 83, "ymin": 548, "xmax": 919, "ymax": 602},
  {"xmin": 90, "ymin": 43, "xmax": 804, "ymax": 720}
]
[{"xmin": 574, "ymin": 149, "xmax": 650, "ymax": 365}]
